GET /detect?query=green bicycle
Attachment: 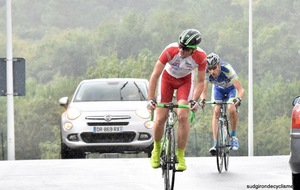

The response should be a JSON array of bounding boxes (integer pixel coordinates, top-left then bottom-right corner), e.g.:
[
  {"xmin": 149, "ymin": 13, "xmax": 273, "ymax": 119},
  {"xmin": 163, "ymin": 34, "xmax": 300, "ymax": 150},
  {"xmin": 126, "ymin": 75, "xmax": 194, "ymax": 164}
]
[{"xmin": 154, "ymin": 102, "xmax": 194, "ymax": 190}]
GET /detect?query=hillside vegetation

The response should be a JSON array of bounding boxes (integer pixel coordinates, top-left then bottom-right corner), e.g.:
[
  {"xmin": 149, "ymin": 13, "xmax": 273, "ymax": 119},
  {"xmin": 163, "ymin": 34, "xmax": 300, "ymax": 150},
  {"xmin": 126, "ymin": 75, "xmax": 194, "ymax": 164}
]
[{"xmin": 0, "ymin": 0, "xmax": 299, "ymax": 159}]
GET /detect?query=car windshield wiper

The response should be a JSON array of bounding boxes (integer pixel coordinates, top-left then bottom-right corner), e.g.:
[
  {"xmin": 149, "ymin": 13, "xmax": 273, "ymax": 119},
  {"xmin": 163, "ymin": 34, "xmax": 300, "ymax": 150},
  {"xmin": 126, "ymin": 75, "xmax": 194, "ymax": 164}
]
[
  {"xmin": 133, "ymin": 82, "xmax": 146, "ymax": 101},
  {"xmin": 119, "ymin": 81, "xmax": 128, "ymax": 101}
]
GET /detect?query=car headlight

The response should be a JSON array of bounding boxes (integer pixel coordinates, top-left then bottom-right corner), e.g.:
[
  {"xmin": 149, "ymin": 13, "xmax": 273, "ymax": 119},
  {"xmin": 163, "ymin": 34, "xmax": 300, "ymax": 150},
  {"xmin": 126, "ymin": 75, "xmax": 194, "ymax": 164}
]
[
  {"xmin": 63, "ymin": 122, "xmax": 73, "ymax": 130},
  {"xmin": 144, "ymin": 121, "xmax": 154, "ymax": 129},
  {"xmin": 67, "ymin": 107, "xmax": 81, "ymax": 120},
  {"xmin": 135, "ymin": 106, "xmax": 151, "ymax": 119}
]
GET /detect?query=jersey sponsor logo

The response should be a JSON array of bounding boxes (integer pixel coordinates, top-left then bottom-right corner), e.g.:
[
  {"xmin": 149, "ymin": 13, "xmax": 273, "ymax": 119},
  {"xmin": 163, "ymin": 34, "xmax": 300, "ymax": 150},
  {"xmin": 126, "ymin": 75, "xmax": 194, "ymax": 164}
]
[
  {"xmin": 185, "ymin": 61, "xmax": 193, "ymax": 70},
  {"xmin": 171, "ymin": 61, "xmax": 180, "ymax": 69}
]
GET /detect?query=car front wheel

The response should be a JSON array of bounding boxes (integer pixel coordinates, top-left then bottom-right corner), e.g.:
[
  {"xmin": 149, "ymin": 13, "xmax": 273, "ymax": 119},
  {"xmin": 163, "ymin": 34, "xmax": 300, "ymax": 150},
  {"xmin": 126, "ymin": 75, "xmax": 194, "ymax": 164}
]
[
  {"xmin": 292, "ymin": 173, "xmax": 300, "ymax": 190},
  {"xmin": 61, "ymin": 143, "xmax": 86, "ymax": 159}
]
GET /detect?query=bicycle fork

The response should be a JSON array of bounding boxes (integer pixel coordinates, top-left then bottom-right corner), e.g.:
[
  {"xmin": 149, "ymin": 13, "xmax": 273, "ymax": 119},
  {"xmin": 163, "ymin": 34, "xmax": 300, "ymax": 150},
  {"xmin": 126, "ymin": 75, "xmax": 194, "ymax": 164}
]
[{"xmin": 223, "ymin": 118, "xmax": 231, "ymax": 151}]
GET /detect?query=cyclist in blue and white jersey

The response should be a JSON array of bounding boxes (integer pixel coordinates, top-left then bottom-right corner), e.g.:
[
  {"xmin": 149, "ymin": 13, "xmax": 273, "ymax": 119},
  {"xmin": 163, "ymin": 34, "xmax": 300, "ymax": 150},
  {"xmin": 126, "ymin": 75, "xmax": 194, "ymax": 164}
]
[{"xmin": 200, "ymin": 53, "xmax": 245, "ymax": 155}]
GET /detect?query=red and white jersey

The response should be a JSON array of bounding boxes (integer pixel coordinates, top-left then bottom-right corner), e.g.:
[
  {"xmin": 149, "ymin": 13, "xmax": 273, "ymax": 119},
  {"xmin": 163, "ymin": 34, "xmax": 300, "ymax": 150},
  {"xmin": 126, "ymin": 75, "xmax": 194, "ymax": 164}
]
[{"xmin": 159, "ymin": 42, "xmax": 207, "ymax": 79}]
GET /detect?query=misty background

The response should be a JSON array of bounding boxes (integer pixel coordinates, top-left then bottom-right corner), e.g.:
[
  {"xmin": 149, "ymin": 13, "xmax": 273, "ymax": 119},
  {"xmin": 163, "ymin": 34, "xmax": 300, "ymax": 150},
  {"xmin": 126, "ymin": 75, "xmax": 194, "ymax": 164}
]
[{"xmin": 0, "ymin": 0, "xmax": 299, "ymax": 159}]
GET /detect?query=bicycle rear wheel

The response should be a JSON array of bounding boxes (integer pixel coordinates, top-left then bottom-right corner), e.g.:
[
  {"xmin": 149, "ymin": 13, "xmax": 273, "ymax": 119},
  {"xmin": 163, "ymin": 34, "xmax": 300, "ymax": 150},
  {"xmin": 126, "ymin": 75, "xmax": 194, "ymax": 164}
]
[
  {"xmin": 224, "ymin": 150, "xmax": 229, "ymax": 171},
  {"xmin": 216, "ymin": 122, "xmax": 224, "ymax": 173}
]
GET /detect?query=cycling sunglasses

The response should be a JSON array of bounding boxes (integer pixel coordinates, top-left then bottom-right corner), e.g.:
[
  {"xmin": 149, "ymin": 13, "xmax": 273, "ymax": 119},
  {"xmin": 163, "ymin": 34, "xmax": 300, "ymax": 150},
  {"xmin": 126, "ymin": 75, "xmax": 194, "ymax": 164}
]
[
  {"xmin": 178, "ymin": 44, "xmax": 193, "ymax": 51},
  {"xmin": 208, "ymin": 66, "xmax": 218, "ymax": 70}
]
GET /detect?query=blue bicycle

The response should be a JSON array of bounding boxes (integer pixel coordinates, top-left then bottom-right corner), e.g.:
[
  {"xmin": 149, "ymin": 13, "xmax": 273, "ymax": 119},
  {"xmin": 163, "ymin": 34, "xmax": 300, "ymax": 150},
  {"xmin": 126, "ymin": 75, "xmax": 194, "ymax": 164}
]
[{"xmin": 206, "ymin": 100, "xmax": 232, "ymax": 173}]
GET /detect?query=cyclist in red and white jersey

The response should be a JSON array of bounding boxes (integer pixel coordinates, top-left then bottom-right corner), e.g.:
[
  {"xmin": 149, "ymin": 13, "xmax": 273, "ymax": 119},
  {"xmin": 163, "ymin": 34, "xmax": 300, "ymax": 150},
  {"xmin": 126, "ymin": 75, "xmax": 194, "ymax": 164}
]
[{"xmin": 147, "ymin": 29, "xmax": 207, "ymax": 171}]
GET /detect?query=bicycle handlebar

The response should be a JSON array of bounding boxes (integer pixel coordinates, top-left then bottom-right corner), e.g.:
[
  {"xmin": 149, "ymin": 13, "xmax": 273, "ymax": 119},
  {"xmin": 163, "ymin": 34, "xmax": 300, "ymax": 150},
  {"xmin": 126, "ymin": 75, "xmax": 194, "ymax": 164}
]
[
  {"xmin": 156, "ymin": 103, "xmax": 190, "ymax": 109},
  {"xmin": 150, "ymin": 103, "xmax": 194, "ymax": 123},
  {"xmin": 205, "ymin": 101, "xmax": 239, "ymax": 113},
  {"xmin": 206, "ymin": 101, "xmax": 233, "ymax": 105}
]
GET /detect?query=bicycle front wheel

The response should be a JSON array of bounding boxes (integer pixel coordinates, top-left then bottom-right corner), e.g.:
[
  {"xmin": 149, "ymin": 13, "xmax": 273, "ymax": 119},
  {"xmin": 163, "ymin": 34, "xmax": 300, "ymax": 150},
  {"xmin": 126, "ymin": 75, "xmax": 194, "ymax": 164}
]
[
  {"xmin": 216, "ymin": 121, "xmax": 224, "ymax": 173},
  {"xmin": 224, "ymin": 146, "xmax": 230, "ymax": 171},
  {"xmin": 163, "ymin": 139, "xmax": 171, "ymax": 190},
  {"xmin": 170, "ymin": 129, "xmax": 176, "ymax": 190},
  {"xmin": 163, "ymin": 134, "xmax": 176, "ymax": 190},
  {"xmin": 224, "ymin": 125, "xmax": 230, "ymax": 171}
]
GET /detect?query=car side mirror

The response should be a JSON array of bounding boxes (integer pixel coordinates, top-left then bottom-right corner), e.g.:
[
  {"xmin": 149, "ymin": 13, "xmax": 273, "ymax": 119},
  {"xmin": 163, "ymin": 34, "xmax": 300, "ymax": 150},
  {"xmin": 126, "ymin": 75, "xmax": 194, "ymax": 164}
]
[
  {"xmin": 292, "ymin": 96, "xmax": 300, "ymax": 106},
  {"xmin": 59, "ymin": 97, "xmax": 69, "ymax": 109}
]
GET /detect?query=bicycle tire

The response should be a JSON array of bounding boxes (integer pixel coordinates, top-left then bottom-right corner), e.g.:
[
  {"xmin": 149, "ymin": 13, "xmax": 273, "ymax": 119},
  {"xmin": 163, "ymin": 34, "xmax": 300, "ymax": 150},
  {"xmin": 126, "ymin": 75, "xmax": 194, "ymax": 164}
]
[
  {"xmin": 163, "ymin": 137, "xmax": 171, "ymax": 190},
  {"xmin": 163, "ymin": 127, "xmax": 177, "ymax": 190},
  {"xmin": 224, "ymin": 149, "xmax": 229, "ymax": 171},
  {"xmin": 224, "ymin": 123, "xmax": 230, "ymax": 171},
  {"xmin": 170, "ymin": 127, "xmax": 177, "ymax": 190},
  {"xmin": 163, "ymin": 131, "xmax": 175, "ymax": 190},
  {"xmin": 160, "ymin": 134, "xmax": 168, "ymax": 189},
  {"xmin": 216, "ymin": 121, "xmax": 224, "ymax": 173}
]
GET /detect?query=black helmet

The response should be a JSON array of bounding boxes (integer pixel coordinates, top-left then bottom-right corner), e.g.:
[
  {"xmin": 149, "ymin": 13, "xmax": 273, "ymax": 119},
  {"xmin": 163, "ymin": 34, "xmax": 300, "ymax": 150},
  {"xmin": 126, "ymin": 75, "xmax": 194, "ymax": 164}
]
[
  {"xmin": 207, "ymin": 53, "xmax": 220, "ymax": 68},
  {"xmin": 178, "ymin": 29, "xmax": 202, "ymax": 49}
]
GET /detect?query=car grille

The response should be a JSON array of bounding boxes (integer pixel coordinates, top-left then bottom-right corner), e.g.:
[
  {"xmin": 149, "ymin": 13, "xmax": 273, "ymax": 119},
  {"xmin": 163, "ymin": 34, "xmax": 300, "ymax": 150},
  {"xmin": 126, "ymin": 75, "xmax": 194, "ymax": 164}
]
[
  {"xmin": 81, "ymin": 132, "xmax": 136, "ymax": 143},
  {"xmin": 86, "ymin": 115, "xmax": 131, "ymax": 121},
  {"xmin": 86, "ymin": 115, "xmax": 130, "ymax": 126},
  {"xmin": 86, "ymin": 122, "xmax": 129, "ymax": 126}
]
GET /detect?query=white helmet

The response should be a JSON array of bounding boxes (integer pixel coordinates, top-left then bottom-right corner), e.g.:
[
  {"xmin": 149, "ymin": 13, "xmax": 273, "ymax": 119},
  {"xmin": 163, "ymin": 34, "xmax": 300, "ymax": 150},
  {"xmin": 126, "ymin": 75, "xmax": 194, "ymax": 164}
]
[{"xmin": 207, "ymin": 53, "xmax": 220, "ymax": 68}]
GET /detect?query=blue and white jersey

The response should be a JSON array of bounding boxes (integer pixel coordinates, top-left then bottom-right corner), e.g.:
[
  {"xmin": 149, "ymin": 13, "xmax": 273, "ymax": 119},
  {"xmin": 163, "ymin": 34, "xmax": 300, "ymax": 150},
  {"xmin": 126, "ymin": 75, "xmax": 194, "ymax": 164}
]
[{"xmin": 206, "ymin": 62, "xmax": 238, "ymax": 89}]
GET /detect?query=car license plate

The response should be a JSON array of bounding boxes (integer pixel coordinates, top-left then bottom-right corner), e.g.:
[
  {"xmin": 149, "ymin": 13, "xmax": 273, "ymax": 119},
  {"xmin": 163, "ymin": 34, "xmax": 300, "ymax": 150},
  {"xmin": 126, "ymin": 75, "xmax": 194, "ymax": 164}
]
[{"xmin": 93, "ymin": 126, "xmax": 123, "ymax": 133}]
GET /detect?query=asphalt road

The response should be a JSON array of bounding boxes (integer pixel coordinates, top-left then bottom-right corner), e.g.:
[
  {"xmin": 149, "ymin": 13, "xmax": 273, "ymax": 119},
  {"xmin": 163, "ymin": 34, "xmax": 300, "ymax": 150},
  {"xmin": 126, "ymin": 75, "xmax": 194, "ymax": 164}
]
[{"xmin": 0, "ymin": 156, "xmax": 292, "ymax": 190}]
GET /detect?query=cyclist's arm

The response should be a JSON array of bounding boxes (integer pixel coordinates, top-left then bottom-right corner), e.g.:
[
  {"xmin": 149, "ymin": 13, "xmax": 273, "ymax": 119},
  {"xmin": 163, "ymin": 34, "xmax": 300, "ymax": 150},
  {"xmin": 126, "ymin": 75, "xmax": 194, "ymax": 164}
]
[
  {"xmin": 232, "ymin": 79, "xmax": 245, "ymax": 100},
  {"xmin": 200, "ymin": 81, "xmax": 208, "ymax": 100},
  {"xmin": 192, "ymin": 69, "xmax": 206, "ymax": 101},
  {"xmin": 148, "ymin": 60, "xmax": 165, "ymax": 101}
]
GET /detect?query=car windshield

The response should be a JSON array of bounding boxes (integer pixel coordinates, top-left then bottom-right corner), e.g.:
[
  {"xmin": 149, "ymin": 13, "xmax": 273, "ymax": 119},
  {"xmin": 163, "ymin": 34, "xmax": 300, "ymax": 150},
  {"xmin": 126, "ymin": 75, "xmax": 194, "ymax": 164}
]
[{"xmin": 73, "ymin": 80, "xmax": 148, "ymax": 102}]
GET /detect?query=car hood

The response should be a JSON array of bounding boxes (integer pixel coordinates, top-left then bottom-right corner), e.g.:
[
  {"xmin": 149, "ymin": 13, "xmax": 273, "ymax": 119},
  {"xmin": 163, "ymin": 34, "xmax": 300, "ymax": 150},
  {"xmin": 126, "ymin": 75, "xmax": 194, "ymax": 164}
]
[{"xmin": 68, "ymin": 101, "xmax": 148, "ymax": 111}]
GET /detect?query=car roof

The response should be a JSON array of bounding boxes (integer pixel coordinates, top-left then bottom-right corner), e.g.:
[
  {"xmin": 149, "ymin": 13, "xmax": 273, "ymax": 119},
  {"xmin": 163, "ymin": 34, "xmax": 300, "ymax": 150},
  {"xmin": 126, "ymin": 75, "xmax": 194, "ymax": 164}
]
[{"xmin": 80, "ymin": 78, "xmax": 148, "ymax": 83}]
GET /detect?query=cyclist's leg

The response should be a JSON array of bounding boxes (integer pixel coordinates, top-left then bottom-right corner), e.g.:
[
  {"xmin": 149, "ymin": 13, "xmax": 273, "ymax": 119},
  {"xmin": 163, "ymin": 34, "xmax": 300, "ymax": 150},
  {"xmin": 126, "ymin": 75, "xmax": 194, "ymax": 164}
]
[
  {"xmin": 227, "ymin": 88, "xmax": 239, "ymax": 150},
  {"xmin": 150, "ymin": 73, "xmax": 171, "ymax": 168},
  {"xmin": 210, "ymin": 104, "xmax": 220, "ymax": 154},
  {"xmin": 176, "ymin": 100, "xmax": 190, "ymax": 171},
  {"xmin": 150, "ymin": 107, "xmax": 168, "ymax": 168},
  {"xmin": 175, "ymin": 75, "xmax": 192, "ymax": 171},
  {"xmin": 176, "ymin": 100, "xmax": 190, "ymax": 149},
  {"xmin": 210, "ymin": 86, "xmax": 223, "ymax": 155}
]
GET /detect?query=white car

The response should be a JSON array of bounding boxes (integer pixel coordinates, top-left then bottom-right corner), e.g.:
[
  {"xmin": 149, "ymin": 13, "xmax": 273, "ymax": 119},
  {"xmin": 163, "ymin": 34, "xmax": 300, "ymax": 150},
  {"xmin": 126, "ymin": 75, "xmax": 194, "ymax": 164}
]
[{"xmin": 59, "ymin": 78, "xmax": 153, "ymax": 159}]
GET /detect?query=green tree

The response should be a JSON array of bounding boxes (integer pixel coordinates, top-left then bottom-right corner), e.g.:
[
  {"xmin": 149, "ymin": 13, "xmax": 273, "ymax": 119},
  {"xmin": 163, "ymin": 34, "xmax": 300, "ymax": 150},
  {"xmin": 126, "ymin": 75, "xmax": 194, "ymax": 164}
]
[
  {"xmin": 29, "ymin": 29, "xmax": 96, "ymax": 83},
  {"xmin": 86, "ymin": 50, "xmax": 156, "ymax": 79}
]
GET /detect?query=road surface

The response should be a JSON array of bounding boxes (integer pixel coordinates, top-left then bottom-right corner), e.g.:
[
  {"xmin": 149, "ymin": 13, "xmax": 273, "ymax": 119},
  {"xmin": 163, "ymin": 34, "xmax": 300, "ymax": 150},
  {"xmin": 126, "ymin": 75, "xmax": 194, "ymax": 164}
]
[{"xmin": 0, "ymin": 156, "xmax": 292, "ymax": 190}]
